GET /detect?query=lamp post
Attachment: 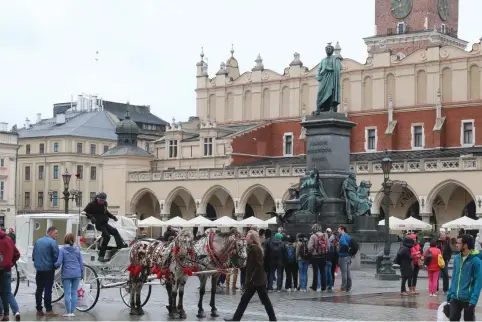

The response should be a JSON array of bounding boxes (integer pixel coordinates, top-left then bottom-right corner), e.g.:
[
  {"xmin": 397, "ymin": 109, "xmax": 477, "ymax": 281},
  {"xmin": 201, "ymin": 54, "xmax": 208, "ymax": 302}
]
[
  {"xmin": 48, "ymin": 169, "xmax": 79, "ymax": 214},
  {"xmin": 375, "ymin": 154, "xmax": 401, "ymax": 280}
]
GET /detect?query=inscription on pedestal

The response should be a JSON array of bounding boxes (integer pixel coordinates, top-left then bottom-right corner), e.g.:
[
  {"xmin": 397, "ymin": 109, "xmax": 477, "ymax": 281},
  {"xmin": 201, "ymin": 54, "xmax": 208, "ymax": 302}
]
[{"xmin": 307, "ymin": 139, "xmax": 332, "ymax": 169}]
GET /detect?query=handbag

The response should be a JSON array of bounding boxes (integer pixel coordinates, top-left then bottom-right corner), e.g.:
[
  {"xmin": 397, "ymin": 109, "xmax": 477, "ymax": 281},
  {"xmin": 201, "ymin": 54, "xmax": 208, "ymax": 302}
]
[{"xmin": 438, "ymin": 254, "xmax": 446, "ymax": 269}]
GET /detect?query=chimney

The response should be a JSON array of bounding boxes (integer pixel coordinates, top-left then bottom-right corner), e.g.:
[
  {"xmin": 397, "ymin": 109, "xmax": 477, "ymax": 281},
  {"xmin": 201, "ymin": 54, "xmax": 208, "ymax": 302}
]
[
  {"xmin": 37, "ymin": 113, "xmax": 41, "ymax": 123},
  {"xmin": 25, "ymin": 118, "xmax": 30, "ymax": 128}
]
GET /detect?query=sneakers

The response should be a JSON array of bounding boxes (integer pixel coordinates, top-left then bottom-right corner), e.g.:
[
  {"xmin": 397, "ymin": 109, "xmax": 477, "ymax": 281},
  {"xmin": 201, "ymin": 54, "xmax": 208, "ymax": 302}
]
[
  {"xmin": 63, "ymin": 313, "xmax": 75, "ymax": 317},
  {"xmin": 14, "ymin": 313, "xmax": 20, "ymax": 322}
]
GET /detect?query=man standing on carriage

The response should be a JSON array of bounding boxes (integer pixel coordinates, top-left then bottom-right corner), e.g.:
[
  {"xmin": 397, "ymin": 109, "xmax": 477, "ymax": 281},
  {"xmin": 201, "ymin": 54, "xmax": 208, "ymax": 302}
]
[{"xmin": 83, "ymin": 192, "xmax": 127, "ymax": 262}]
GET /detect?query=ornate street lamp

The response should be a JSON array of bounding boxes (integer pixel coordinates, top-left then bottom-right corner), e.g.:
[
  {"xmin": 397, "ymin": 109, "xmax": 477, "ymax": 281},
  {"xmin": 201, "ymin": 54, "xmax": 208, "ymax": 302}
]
[
  {"xmin": 376, "ymin": 154, "xmax": 399, "ymax": 280},
  {"xmin": 48, "ymin": 169, "xmax": 80, "ymax": 214}
]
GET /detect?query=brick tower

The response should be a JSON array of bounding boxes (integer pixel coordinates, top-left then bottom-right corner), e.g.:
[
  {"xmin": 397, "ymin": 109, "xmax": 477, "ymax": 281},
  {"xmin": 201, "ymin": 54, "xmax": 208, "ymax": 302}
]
[{"xmin": 364, "ymin": 0, "xmax": 468, "ymax": 56}]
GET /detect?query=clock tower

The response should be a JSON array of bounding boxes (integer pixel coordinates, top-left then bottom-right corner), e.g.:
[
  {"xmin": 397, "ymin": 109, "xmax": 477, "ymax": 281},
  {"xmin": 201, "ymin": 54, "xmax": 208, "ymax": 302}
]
[{"xmin": 364, "ymin": 0, "xmax": 468, "ymax": 56}]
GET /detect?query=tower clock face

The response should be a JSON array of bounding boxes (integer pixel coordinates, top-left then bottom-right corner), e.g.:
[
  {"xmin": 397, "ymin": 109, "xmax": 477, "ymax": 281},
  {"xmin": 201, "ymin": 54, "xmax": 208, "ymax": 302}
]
[
  {"xmin": 390, "ymin": 0, "xmax": 413, "ymax": 19},
  {"xmin": 438, "ymin": 0, "xmax": 450, "ymax": 21}
]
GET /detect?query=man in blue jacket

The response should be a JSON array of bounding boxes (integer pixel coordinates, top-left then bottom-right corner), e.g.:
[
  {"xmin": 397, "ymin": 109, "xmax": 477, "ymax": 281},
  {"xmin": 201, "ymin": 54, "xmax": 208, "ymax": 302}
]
[
  {"xmin": 336, "ymin": 225, "xmax": 352, "ymax": 292},
  {"xmin": 33, "ymin": 226, "xmax": 59, "ymax": 317},
  {"xmin": 447, "ymin": 234, "xmax": 482, "ymax": 321}
]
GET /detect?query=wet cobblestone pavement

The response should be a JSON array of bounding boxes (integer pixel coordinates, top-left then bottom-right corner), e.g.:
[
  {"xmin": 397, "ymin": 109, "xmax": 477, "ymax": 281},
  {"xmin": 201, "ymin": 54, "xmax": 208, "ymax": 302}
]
[{"xmin": 10, "ymin": 268, "xmax": 472, "ymax": 321}]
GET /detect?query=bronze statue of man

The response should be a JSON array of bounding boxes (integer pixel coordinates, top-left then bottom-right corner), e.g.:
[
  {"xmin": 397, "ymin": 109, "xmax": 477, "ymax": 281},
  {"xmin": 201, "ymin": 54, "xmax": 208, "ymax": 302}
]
[
  {"xmin": 315, "ymin": 43, "xmax": 343, "ymax": 113},
  {"xmin": 299, "ymin": 169, "xmax": 327, "ymax": 215}
]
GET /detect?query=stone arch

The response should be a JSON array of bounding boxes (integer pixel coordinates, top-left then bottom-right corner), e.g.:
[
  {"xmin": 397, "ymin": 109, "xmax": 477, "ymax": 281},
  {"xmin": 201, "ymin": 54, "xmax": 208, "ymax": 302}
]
[
  {"xmin": 200, "ymin": 185, "xmax": 235, "ymax": 219},
  {"xmin": 426, "ymin": 180, "xmax": 476, "ymax": 226},
  {"xmin": 131, "ymin": 188, "xmax": 161, "ymax": 218},
  {"xmin": 239, "ymin": 184, "xmax": 276, "ymax": 220},
  {"xmin": 371, "ymin": 181, "xmax": 419, "ymax": 219},
  {"xmin": 164, "ymin": 186, "xmax": 196, "ymax": 219}
]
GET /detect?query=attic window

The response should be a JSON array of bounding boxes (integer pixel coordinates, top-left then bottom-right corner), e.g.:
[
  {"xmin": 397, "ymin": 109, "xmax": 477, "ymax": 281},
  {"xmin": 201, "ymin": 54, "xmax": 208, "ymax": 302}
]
[{"xmin": 397, "ymin": 22, "xmax": 406, "ymax": 34}]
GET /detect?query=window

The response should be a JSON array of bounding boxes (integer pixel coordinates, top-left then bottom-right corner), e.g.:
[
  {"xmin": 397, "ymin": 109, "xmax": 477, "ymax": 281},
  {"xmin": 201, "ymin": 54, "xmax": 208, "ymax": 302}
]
[
  {"xmin": 39, "ymin": 143, "xmax": 45, "ymax": 154},
  {"xmin": 53, "ymin": 165, "xmax": 59, "ymax": 179},
  {"xmin": 412, "ymin": 125, "xmax": 424, "ymax": 149},
  {"xmin": 168, "ymin": 140, "xmax": 178, "ymax": 158},
  {"xmin": 26, "ymin": 144, "xmax": 30, "ymax": 154},
  {"xmin": 90, "ymin": 166, "xmax": 97, "ymax": 180},
  {"xmin": 441, "ymin": 24, "xmax": 446, "ymax": 34},
  {"xmin": 53, "ymin": 142, "xmax": 59, "ymax": 152},
  {"xmin": 397, "ymin": 22, "xmax": 405, "ymax": 34},
  {"xmin": 0, "ymin": 181, "xmax": 4, "ymax": 200},
  {"xmin": 76, "ymin": 165, "xmax": 83, "ymax": 179},
  {"xmin": 38, "ymin": 165, "xmax": 44, "ymax": 180},
  {"xmin": 90, "ymin": 144, "xmax": 96, "ymax": 155},
  {"xmin": 104, "ymin": 145, "xmax": 109, "ymax": 153},
  {"xmin": 25, "ymin": 166, "xmax": 30, "ymax": 181},
  {"xmin": 461, "ymin": 120, "xmax": 475, "ymax": 146},
  {"xmin": 90, "ymin": 192, "xmax": 97, "ymax": 201},
  {"xmin": 203, "ymin": 138, "xmax": 213, "ymax": 156},
  {"xmin": 24, "ymin": 192, "xmax": 30, "ymax": 208},
  {"xmin": 52, "ymin": 191, "xmax": 58, "ymax": 207},
  {"xmin": 76, "ymin": 192, "xmax": 83, "ymax": 207},
  {"xmin": 0, "ymin": 158, "xmax": 4, "ymax": 167},
  {"xmin": 38, "ymin": 191, "xmax": 44, "ymax": 208},
  {"xmin": 365, "ymin": 128, "xmax": 377, "ymax": 151},
  {"xmin": 145, "ymin": 142, "xmax": 150, "ymax": 153},
  {"xmin": 283, "ymin": 133, "xmax": 294, "ymax": 156},
  {"xmin": 76, "ymin": 143, "xmax": 83, "ymax": 154}
]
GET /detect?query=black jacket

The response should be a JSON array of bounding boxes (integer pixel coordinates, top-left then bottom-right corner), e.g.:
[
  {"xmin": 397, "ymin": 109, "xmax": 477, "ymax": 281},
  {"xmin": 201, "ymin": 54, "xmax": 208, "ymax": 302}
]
[
  {"xmin": 83, "ymin": 200, "xmax": 116, "ymax": 226},
  {"xmin": 163, "ymin": 229, "xmax": 177, "ymax": 242},
  {"xmin": 396, "ymin": 237, "xmax": 414, "ymax": 277},
  {"xmin": 245, "ymin": 244, "xmax": 267, "ymax": 288},
  {"xmin": 437, "ymin": 237, "xmax": 453, "ymax": 262}
]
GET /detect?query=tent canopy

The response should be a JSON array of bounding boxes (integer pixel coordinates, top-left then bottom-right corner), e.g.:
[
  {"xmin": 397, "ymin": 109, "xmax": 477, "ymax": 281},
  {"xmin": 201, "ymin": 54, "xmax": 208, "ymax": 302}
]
[
  {"xmin": 265, "ymin": 216, "xmax": 278, "ymax": 224},
  {"xmin": 396, "ymin": 216, "xmax": 432, "ymax": 230},
  {"xmin": 378, "ymin": 216, "xmax": 405, "ymax": 226},
  {"xmin": 240, "ymin": 216, "xmax": 268, "ymax": 228},
  {"xmin": 165, "ymin": 216, "xmax": 193, "ymax": 228},
  {"xmin": 442, "ymin": 216, "xmax": 482, "ymax": 229},
  {"xmin": 213, "ymin": 216, "xmax": 242, "ymax": 227},
  {"xmin": 138, "ymin": 216, "xmax": 166, "ymax": 228},
  {"xmin": 188, "ymin": 215, "xmax": 214, "ymax": 227}
]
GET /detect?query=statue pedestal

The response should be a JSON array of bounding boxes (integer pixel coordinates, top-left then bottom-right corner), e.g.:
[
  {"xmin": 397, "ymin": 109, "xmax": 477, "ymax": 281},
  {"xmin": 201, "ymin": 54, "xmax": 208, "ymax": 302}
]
[{"xmin": 355, "ymin": 216, "xmax": 377, "ymax": 232}]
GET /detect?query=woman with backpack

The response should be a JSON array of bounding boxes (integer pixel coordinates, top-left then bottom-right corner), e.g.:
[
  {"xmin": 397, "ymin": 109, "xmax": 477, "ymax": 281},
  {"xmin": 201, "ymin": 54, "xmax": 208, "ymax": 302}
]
[
  {"xmin": 284, "ymin": 235, "xmax": 298, "ymax": 292},
  {"xmin": 296, "ymin": 233, "xmax": 310, "ymax": 292},
  {"xmin": 423, "ymin": 239, "xmax": 443, "ymax": 297}
]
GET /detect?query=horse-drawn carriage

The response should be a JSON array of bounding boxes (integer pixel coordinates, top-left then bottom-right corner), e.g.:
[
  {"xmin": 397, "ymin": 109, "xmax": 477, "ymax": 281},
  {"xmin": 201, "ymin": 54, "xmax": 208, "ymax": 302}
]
[{"xmin": 13, "ymin": 213, "xmax": 248, "ymax": 319}]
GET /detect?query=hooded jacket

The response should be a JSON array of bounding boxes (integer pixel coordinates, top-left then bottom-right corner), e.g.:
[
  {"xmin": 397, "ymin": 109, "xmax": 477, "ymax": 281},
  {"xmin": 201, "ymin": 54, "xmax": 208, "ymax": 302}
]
[
  {"xmin": 54, "ymin": 244, "xmax": 83, "ymax": 279},
  {"xmin": 0, "ymin": 230, "xmax": 20, "ymax": 272},
  {"xmin": 447, "ymin": 250, "xmax": 482, "ymax": 306},
  {"xmin": 396, "ymin": 237, "xmax": 414, "ymax": 277}
]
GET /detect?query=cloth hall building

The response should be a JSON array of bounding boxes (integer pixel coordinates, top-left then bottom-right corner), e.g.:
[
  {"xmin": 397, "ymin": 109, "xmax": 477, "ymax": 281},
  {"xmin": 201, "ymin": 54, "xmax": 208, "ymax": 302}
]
[{"xmin": 105, "ymin": 0, "xmax": 482, "ymax": 231}]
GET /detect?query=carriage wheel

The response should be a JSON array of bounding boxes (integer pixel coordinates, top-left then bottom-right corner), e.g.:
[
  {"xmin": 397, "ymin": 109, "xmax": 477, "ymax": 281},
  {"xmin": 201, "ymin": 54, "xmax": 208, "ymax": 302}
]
[
  {"xmin": 12, "ymin": 263, "xmax": 19, "ymax": 297},
  {"xmin": 119, "ymin": 269, "xmax": 152, "ymax": 308},
  {"xmin": 76, "ymin": 264, "xmax": 101, "ymax": 312},
  {"xmin": 50, "ymin": 267, "xmax": 64, "ymax": 303}
]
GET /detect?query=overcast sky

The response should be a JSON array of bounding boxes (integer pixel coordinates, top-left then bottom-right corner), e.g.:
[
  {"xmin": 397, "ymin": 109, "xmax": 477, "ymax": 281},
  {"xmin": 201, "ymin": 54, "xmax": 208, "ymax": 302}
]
[{"xmin": 1, "ymin": 0, "xmax": 481, "ymax": 129}]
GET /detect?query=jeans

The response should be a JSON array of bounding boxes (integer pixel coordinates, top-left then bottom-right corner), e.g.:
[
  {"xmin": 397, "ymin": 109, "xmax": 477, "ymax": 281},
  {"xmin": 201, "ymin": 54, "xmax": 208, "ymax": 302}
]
[
  {"xmin": 325, "ymin": 261, "xmax": 333, "ymax": 288},
  {"xmin": 449, "ymin": 299, "xmax": 475, "ymax": 321},
  {"xmin": 35, "ymin": 270, "xmax": 55, "ymax": 312},
  {"xmin": 63, "ymin": 278, "xmax": 81, "ymax": 314},
  {"xmin": 298, "ymin": 260, "xmax": 309, "ymax": 290},
  {"xmin": 268, "ymin": 264, "xmax": 283, "ymax": 290},
  {"xmin": 438, "ymin": 264, "xmax": 449, "ymax": 292},
  {"xmin": 330, "ymin": 253, "xmax": 338, "ymax": 284},
  {"xmin": 338, "ymin": 256, "xmax": 352, "ymax": 291},
  {"xmin": 231, "ymin": 285, "xmax": 276, "ymax": 321},
  {"xmin": 284, "ymin": 262, "xmax": 298, "ymax": 290},
  {"xmin": 401, "ymin": 276, "xmax": 413, "ymax": 293},
  {"xmin": 3, "ymin": 272, "xmax": 19, "ymax": 314},
  {"xmin": 428, "ymin": 270, "xmax": 439, "ymax": 294},
  {"xmin": 311, "ymin": 256, "xmax": 326, "ymax": 291},
  {"xmin": 96, "ymin": 223, "xmax": 125, "ymax": 258}
]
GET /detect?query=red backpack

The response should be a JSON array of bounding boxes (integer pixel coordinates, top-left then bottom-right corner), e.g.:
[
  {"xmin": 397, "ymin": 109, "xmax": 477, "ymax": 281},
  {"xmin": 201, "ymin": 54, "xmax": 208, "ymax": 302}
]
[{"xmin": 316, "ymin": 233, "xmax": 328, "ymax": 254}]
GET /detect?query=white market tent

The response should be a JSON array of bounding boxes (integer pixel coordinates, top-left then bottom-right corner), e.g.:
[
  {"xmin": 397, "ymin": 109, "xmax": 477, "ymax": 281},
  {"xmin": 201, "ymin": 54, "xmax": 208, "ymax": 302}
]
[
  {"xmin": 395, "ymin": 216, "xmax": 432, "ymax": 230},
  {"xmin": 378, "ymin": 216, "xmax": 406, "ymax": 230},
  {"xmin": 188, "ymin": 215, "xmax": 214, "ymax": 227},
  {"xmin": 165, "ymin": 216, "xmax": 194, "ymax": 228},
  {"xmin": 240, "ymin": 216, "xmax": 269, "ymax": 228},
  {"xmin": 138, "ymin": 216, "xmax": 166, "ymax": 228},
  {"xmin": 213, "ymin": 216, "xmax": 243, "ymax": 227},
  {"xmin": 265, "ymin": 216, "xmax": 278, "ymax": 225},
  {"xmin": 442, "ymin": 216, "xmax": 482, "ymax": 229}
]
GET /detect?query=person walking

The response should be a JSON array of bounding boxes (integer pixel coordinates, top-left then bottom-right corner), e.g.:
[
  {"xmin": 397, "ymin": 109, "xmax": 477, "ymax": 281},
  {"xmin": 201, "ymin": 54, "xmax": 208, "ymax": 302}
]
[
  {"xmin": 0, "ymin": 228, "xmax": 20, "ymax": 321},
  {"xmin": 447, "ymin": 234, "xmax": 482, "ymax": 321},
  {"xmin": 296, "ymin": 233, "xmax": 310, "ymax": 292},
  {"xmin": 54, "ymin": 233, "xmax": 83, "ymax": 317},
  {"xmin": 408, "ymin": 234, "xmax": 421, "ymax": 295},
  {"xmin": 224, "ymin": 230, "xmax": 276, "ymax": 321},
  {"xmin": 83, "ymin": 192, "xmax": 127, "ymax": 262},
  {"xmin": 33, "ymin": 226, "xmax": 59, "ymax": 317},
  {"xmin": 284, "ymin": 235, "xmax": 298, "ymax": 292},
  {"xmin": 395, "ymin": 236, "xmax": 414, "ymax": 296},
  {"xmin": 308, "ymin": 224, "xmax": 328, "ymax": 292},
  {"xmin": 266, "ymin": 233, "xmax": 284, "ymax": 292},
  {"xmin": 424, "ymin": 239, "xmax": 442, "ymax": 297},
  {"xmin": 336, "ymin": 225, "xmax": 352, "ymax": 292}
]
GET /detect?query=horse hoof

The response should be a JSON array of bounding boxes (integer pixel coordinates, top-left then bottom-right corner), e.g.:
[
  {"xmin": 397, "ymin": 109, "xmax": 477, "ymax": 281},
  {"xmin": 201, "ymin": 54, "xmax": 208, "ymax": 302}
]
[
  {"xmin": 196, "ymin": 310, "xmax": 206, "ymax": 318},
  {"xmin": 211, "ymin": 310, "xmax": 219, "ymax": 317}
]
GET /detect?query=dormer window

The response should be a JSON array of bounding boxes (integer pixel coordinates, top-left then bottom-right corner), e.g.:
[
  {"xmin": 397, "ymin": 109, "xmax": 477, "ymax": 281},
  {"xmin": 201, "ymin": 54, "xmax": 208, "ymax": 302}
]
[
  {"xmin": 168, "ymin": 140, "xmax": 178, "ymax": 158},
  {"xmin": 397, "ymin": 22, "xmax": 406, "ymax": 34},
  {"xmin": 203, "ymin": 138, "xmax": 213, "ymax": 156}
]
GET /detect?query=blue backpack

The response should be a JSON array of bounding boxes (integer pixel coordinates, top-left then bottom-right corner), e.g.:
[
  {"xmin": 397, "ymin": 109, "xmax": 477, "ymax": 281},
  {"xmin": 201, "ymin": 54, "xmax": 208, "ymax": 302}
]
[{"xmin": 286, "ymin": 244, "xmax": 296, "ymax": 263}]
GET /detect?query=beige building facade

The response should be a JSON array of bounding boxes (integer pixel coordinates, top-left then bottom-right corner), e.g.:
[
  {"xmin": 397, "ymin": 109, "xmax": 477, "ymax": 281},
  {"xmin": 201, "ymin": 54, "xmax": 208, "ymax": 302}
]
[{"xmin": 0, "ymin": 123, "xmax": 18, "ymax": 228}]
